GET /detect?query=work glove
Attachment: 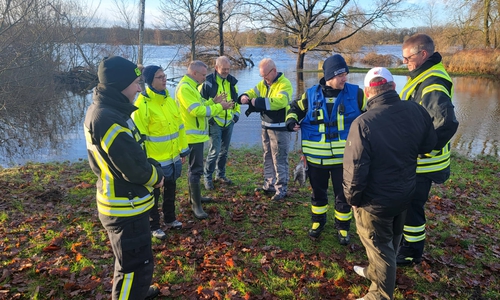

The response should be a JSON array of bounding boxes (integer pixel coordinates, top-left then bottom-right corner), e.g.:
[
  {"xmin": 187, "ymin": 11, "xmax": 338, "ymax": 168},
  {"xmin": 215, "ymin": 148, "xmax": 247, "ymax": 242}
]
[
  {"xmin": 286, "ymin": 120, "xmax": 298, "ymax": 132},
  {"xmin": 233, "ymin": 114, "xmax": 239, "ymax": 123}
]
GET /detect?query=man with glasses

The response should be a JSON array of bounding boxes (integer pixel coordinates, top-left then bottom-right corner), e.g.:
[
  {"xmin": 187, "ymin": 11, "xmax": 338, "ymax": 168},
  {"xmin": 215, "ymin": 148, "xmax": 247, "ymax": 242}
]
[
  {"xmin": 397, "ymin": 33, "xmax": 459, "ymax": 266},
  {"xmin": 133, "ymin": 65, "xmax": 190, "ymax": 240},
  {"xmin": 199, "ymin": 56, "xmax": 240, "ymax": 191},
  {"xmin": 176, "ymin": 61, "xmax": 233, "ymax": 219},
  {"xmin": 238, "ymin": 58, "xmax": 293, "ymax": 201},
  {"xmin": 285, "ymin": 54, "xmax": 365, "ymax": 243}
]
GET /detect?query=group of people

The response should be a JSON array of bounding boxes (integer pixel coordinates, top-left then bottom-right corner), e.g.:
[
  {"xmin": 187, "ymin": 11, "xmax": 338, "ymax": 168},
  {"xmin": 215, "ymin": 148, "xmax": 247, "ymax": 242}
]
[{"xmin": 84, "ymin": 32, "xmax": 458, "ymax": 300}]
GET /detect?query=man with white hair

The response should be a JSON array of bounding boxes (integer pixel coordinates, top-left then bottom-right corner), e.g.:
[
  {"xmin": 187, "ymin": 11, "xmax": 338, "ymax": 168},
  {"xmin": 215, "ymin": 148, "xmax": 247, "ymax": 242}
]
[
  {"xmin": 199, "ymin": 56, "xmax": 240, "ymax": 190},
  {"xmin": 238, "ymin": 58, "xmax": 293, "ymax": 201},
  {"xmin": 343, "ymin": 67, "xmax": 437, "ymax": 300}
]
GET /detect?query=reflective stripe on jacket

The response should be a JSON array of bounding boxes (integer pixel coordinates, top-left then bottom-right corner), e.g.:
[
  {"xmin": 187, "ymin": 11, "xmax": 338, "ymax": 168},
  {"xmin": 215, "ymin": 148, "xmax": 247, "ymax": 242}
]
[
  {"xmin": 132, "ymin": 87, "xmax": 189, "ymax": 167},
  {"xmin": 400, "ymin": 62, "xmax": 453, "ymax": 174},
  {"xmin": 244, "ymin": 73, "xmax": 293, "ymax": 130},
  {"xmin": 300, "ymin": 83, "xmax": 362, "ymax": 166},
  {"xmin": 199, "ymin": 73, "xmax": 241, "ymax": 127},
  {"xmin": 175, "ymin": 75, "xmax": 224, "ymax": 144}
]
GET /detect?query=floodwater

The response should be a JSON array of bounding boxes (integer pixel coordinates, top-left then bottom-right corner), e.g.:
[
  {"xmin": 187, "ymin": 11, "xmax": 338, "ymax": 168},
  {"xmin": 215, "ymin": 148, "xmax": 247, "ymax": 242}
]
[{"xmin": 0, "ymin": 45, "xmax": 499, "ymax": 167}]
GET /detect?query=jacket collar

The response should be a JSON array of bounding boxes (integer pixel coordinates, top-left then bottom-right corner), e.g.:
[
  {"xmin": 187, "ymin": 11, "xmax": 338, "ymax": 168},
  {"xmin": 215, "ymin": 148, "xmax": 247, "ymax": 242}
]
[
  {"xmin": 409, "ymin": 52, "xmax": 443, "ymax": 79},
  {"xmin": 366, "ymin": 90, "xmax": 400, "ymax": 110},
  {"xmin": 94, "ymin": 84, "xmax": 138, "ymax": 115}
]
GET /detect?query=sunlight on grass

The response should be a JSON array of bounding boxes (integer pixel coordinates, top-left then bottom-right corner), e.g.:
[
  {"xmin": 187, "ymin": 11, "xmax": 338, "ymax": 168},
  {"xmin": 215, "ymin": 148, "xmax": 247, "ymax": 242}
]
[
  {"xmin": 0, "ymin": 211, "xmax": 7, "ymax": 222},
  {"xmin": 2, "ymin": 150, "xmax": 500, "ymax": 299}
]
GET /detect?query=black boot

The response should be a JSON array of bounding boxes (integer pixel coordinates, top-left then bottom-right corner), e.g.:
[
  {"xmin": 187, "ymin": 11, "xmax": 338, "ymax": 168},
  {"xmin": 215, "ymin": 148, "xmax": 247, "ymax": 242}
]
[{"xmin": 189, "ymin": 183, "xmax": 208, "ymax": 219}]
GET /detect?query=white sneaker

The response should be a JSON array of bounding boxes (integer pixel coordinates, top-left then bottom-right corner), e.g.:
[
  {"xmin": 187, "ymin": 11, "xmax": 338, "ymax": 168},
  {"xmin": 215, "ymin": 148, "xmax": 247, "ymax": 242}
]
[
  {"xmin": 151, "ymin": 229, "xmax": 167, "ymax": 240},
  {"xmin": 165, "ymin": 220, "xmax": 183, "ymax": 229},
  {"xmin": 354, "ymin": 265, "xmax": 366, "ymax": 278}
]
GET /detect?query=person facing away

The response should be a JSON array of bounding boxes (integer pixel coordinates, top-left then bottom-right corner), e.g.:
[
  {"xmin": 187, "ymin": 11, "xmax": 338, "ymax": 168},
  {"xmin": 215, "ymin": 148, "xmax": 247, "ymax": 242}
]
[
  {"xmin": 199, "ymin": 56, "xmax": 240, "ymax": 190},
  {"xmin": 132, "ymin": 65, "xmax": 190, "ymax": 241},
  {"xmin": 84, "ymin": 56, "xmax": 164, "ymax": 300},
  {"xmin": 237, "ymin": 58, "xmax": 293, "ymax": 201},
  {"xmin": 397, "ymin": 33, "xmax": 459, "ymax": 266},
  {"xmin": 175, "ymin": 60, "xmax": 233, "ymax": 219},
  {"xmin": 285, "ymin": 54, "xmax": 366, "ymax": 244},
  {"xmin": 343, "ymin": 67, "xmax": 437, "ymax": 300}
]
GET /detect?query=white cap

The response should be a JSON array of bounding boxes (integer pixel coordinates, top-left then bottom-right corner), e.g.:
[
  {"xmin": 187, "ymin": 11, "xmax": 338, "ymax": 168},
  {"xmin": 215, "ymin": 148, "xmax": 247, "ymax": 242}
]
[{"xmin": 364, "ymin": 67, "xmax": 394, "ymax": 87}]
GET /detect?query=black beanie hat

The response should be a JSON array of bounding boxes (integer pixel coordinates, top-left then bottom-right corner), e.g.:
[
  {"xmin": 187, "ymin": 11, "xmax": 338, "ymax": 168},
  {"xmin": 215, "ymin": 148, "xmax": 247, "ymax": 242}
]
[
  {"xmin": 323, "ymin": 54, "xmax": 349, "ymax": 81},
  {"xmin": 98, "ymin": 56, "xmax": 141, "ymax": 92},
  {"xmin": 143, "ymin": 65, "xmax": 162, "ymax": 87}
]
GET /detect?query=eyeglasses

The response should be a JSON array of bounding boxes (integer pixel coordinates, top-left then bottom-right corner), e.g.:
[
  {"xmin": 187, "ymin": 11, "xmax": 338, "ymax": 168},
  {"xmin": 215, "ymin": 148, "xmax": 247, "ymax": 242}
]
[
  {"xmin": 261, "ymin": 68, "xmax": 275, "ymax": 78},
  {"xmin": 154, "ymin": 75, "xmax": 166, "ymax": 80},
  {"xmin": 402, "ymin": 50, "xmax": 422, "ymax": 62}
]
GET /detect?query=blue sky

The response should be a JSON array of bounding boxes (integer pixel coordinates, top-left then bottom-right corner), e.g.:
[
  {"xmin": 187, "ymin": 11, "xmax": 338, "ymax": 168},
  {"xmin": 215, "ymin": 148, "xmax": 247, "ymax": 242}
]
[{"xmin": 94, "ymin": 0, "xmax": 444, "ymax": 29}]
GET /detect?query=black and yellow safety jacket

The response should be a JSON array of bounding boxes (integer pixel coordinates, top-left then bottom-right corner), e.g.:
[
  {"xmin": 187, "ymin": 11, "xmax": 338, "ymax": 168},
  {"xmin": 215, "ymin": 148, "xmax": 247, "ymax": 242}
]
[
  {"xmin": 199, "ymin": 72, "xmax": 241, "ymax": 127},
  {"xmin": 400, "ymin": 52, "xmax": 459, "ymax": 179},
  {"xmin": 84, "ymin": 85, "xmax": 164, "ymax": 217},
  {"xmin": 240, "ymin": 72, "xmax": 293, "ymax": 130}
]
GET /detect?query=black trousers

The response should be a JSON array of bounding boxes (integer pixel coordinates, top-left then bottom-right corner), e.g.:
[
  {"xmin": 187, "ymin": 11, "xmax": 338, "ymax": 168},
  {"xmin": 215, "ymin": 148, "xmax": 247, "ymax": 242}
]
[
  {"xmin": 99, "ymin": 212, "xmax": 154, "ymax": 300},
  {"xmin": 150, "ymin": 180, "xmax": 177, "ymax": 230},
  {"xmin": 308, "ymin": 164, "xmax": 352, "ymax": 230},
  {"xmin": 188, "ymin": 142, "xmax": 204, "ymax": 184},
  {"xmin": 398, "ymin": 175, "xmax": 432, "ymax": 259}
]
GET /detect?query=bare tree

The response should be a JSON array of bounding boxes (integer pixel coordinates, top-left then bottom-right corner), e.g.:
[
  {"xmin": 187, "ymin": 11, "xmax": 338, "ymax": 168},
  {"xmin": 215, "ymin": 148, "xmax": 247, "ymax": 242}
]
[
  {"xmin": 248, "ymin": 0, "xmax": 405, "ymax": 70},
  {"xmin": 158, "ymin": 0, "xmax": 213, "ymax": 61},
  {"xmin": 444, "ymin": 0, "xmax": 500, "ymax": 49},
  {"xmin": 213, "ymin": 0, "xmax": 246, "ymax": 56},
  {"xmin": 0, "ymin": 0, "xmax": 94, "ymax": 159}
]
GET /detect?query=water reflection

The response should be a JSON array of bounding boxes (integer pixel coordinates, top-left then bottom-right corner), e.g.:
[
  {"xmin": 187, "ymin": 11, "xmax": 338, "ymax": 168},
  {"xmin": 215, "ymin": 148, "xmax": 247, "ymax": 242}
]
[
  {"xmin": 0, "ymin": 91, "xmax": 90, "ymax": 167},
  {"xmin": 1, "ymin": 46, "xmax": 499, "ymax": 167},
  {"xmin": 451, "ymin": 77, "xmax": 500, "ymax": 158}
]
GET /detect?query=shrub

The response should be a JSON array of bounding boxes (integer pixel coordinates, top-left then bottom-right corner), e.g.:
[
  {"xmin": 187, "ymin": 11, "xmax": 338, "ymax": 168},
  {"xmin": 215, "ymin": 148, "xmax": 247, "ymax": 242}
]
[
  {"xmin": 443, "ymin": 49, "xmax": 500, "ymax": 76},
  {"xmin": 360, "ymin": 52, "xmax": 401, "ymax": 67}
]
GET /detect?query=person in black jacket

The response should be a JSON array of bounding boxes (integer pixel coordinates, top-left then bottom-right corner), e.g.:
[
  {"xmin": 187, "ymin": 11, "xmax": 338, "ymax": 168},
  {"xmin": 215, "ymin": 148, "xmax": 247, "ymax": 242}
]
[
  {"xmin": 343, "ymin": 67, "xmax": 437, "ymax": 300},
  {"xmin": 84, "ymin": 56, "xmax": 164, "ymax": 300},
  {"xmin": 397, "ymin": 33, "xmax": 459, "ymax": 266}
]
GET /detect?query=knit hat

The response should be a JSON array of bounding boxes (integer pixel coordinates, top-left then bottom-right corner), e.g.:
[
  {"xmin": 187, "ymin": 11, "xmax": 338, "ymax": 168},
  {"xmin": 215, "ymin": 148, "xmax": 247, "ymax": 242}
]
[
  {"xmin": 142, "ymin": 65, "xmax": 162, "ymax": 87},
  {"xmin": 364, "ymin": 67, "xmax": 394, "ymax": 87},
  {"xmin": 98, "ymin": 56, "xmax": 141, "ymax": 92},
  {"xmin": 323, "ymin": 54, "xmax": 349, "ymax": 81}
]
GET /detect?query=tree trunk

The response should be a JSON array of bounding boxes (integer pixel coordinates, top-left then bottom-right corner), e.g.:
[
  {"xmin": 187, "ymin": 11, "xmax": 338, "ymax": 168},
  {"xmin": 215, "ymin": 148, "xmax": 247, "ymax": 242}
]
[
  {"xmin": 218, "ymin": 0, "xmax": 224, "ymax": 56},
  {"xmin": 484, "ymin": 0, "xmax": 491, "ymax": 48},
  {"xmin": 296, "ymin": 49, "xmax": 306, "ymax": 82},
  {"xmin": 138, "ymin": 0, "xmax": 145, "ymax": 66}
]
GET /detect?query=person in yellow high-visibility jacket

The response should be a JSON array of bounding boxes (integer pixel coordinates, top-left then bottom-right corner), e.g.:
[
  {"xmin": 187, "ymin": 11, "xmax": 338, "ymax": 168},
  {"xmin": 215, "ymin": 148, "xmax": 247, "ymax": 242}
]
[
  {"xmin": 133, "ymin": 65, "xmax": 190, "ymax": 241},
  {"xmin": 199, "ymin": 56, "xmax": 240, "ymax": 190},
  {"xmin": 238, "ymin": 58, "xmax": 293, "ymax": 201},
  {"xmin": 176, "ymin": 61, "xmax": 233, "ymax": 219}
]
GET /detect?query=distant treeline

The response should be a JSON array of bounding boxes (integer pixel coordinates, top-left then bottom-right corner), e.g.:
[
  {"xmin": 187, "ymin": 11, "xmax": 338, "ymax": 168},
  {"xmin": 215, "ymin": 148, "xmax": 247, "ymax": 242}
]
[{"xmin": 77, "ymin": 26, "xmax": 420, "ymax": 47}]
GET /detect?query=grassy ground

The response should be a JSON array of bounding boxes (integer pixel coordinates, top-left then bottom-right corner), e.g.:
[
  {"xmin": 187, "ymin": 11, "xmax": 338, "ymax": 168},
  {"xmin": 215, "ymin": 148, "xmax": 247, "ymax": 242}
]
[{"xmin": 1, "ymin": 148, "xmax": 499, "ymax": 299}]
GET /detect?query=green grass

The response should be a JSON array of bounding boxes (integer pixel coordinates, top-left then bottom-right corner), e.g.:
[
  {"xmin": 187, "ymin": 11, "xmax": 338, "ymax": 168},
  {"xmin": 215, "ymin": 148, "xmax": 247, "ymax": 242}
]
[{"xmin": 0, "ymin": 148, "xmax": 499, "ymax": 299}]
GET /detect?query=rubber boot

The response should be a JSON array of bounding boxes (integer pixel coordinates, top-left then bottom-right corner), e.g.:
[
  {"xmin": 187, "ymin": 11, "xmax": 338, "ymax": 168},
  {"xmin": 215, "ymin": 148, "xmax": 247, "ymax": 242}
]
[{"xmin": 189, "ymin": 183, "xmax": 208, "ymax": 219}]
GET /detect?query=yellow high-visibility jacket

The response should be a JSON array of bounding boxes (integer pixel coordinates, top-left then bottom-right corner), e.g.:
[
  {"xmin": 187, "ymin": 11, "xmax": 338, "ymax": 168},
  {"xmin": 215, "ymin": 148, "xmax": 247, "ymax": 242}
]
[
  {"xmin": 175, "ymin": 75, "xmax": 225, "ymax": 144},
  {"xmin": 243, "ymin": 72, "xmax": 293, "ymax": 130},
  {"xmin": 132, "ymin": 87, "xmax": 189, "ymax": 167},
  {"xmin": 199, "ymin": 72, "xmax": 240, "ymax": 127}
]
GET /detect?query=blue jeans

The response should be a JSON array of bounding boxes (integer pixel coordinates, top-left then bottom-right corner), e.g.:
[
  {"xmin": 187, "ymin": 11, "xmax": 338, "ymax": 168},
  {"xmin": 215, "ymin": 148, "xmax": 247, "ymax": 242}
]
[{"xmin": 204, "ymin": 120, "xmax": 234, "ymax": 181}]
